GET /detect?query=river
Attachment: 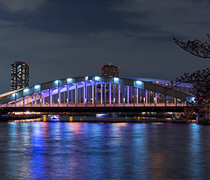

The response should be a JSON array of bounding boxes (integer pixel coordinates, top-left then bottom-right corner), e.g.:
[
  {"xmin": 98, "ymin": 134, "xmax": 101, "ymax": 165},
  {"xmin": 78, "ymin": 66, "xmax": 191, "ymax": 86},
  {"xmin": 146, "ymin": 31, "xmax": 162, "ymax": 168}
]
[{"xmin": 0, "ymin": 119, "xmax": 209, "ymax": 179}]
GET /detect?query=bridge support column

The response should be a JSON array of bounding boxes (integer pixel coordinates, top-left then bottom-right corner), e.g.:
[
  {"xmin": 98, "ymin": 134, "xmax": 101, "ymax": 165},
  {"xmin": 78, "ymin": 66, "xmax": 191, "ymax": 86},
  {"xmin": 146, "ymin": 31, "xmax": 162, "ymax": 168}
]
[
  {"xmin": 100, "ymin": 82, "xmax": 103, "ymax": 105},
  {"xmin": 34, "ymin": 94, "xmax": 37, "ymax": 106},
  {"xmin": 145, "ymin": 90, "xmax": 148, "ymax": 106},
  {"xmin": 174, "ymin": 97, "xmax": 177, "ymax": 106},
  {"xmin": 42, "ymin": 96, "xmax": 45, "ymax": 106},
  {"xmin": 67, "ymin": 85, "xmax": 69, "ymax": 107},
  {"xmin": 136, "ymin": 88, "xmax": 139, "ymax": 104},
  {"xmin": 104, "ymin": 83, "xmax": 106, "ymax": 106},
  {"xmin": 127, "ymin": 86, "xmax": 129, "ymax": 105},
  {"xmin": 95, "ymin": 82, "xmax": 97, "ymax": 106},
  {"xmin": 49, "ymin": 89, "xmax": 52, "ymax": 107},
  {"xmin": 118, "ymin": 85, "xmax": 120, "ymax": 105},
  {"xmin": 58, "ymin": 87, "xmax": 60, "ymax": 107},
  {"xmin": 23, "ymin": 97, "xmax": 25, "ymax": 107},
  {"xmin": 109, "ymin": 83, "xmax": 112, "ymax": 105},
  {"xmin": 40, "ymin": 92, "xmax": 42, "ymax": 107},
  {"xmin": 123, "ymin": 85, "xmax": 126, "ymax": 106},
  {"xmin": 114, "ymin": 84, "xmax": 116, "ymax": 106},
  {"xmin": 75, "ymin": 83, "xmax": 78, "ymax": 106},
  {"xmin": 31, "ymin": 94, "xmax": 34, "ymax": 107},
  {"xmin": 92, "ymin": 83, "xmax": 94, "ymax": 105},
  {"xmin": 84, "ymin": 82, "xmax": 87, "ymax": 106},
  {"xmin": 155, "ymin": 92, "xmax": 158, "ymax": 106}
]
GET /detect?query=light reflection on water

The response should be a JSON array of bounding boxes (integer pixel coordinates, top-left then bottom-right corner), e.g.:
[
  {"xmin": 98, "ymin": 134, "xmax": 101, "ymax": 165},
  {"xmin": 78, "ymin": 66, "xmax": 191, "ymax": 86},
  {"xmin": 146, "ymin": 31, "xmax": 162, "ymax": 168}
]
[{"xmin": 0, "ymin": 122, "xmax": 209, "ymax": 179}]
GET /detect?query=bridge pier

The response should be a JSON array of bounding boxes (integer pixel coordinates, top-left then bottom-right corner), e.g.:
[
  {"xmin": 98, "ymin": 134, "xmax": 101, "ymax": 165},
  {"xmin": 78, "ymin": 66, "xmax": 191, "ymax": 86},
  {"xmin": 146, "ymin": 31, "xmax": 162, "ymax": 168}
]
[
  {"xmin": 118, "ymin": 84, "xmax": 120, "ymax": 105},
  {"xmin": 101, "ymin": 82, "xmax": 103, "ymax": 105},
  {"xmin": 75, "ymin": 83, "xmax": 78, "ymax": 106}
]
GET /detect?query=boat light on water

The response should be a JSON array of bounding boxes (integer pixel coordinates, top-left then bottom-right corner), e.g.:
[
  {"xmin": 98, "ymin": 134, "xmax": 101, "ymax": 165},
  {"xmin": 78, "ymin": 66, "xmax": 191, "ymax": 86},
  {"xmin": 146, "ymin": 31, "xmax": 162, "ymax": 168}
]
[
  {"xmin": 50, "ymin": 115, "xmax": 60, "ymax": 121},
  {"xmin": 96, "ymin": 114, "xmax": 107, "ymax": 118}
]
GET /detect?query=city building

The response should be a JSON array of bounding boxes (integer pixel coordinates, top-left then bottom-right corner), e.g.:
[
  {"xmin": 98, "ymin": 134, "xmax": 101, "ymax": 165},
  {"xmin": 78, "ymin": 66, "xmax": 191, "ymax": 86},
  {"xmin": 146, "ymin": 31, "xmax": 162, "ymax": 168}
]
[
  {"xmin": 101, "ymin": 63, "xmax": 119, "ymax": 77},
  {"xmin": 11, "ymin": 61, "xmax": 29, "ymax": 91}
]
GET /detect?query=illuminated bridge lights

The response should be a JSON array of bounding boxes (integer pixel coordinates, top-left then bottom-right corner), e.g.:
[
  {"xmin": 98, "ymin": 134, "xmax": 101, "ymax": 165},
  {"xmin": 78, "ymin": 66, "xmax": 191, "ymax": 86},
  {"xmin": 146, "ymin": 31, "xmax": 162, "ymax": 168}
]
[
  {"xmin": 23, "ymin": 88, "xmax": 29, "ymax": 93},
  {"xmin": 67, "ymin": 78, "xmax": 73, "ymax": 83},
  {"xmin": 34, "ymin": 85, "xmax": 40, "ymax": 89},
  {"xmin": 0, "ymin": 76, "xmax": 194, "ymax": 108},
  {"xmin": 94, "ymin": 76, "xmax": 101, "ymax": 81},
  {"xmin": 136, "ymin": 81, "xmax": 142, "ymax": 84}
]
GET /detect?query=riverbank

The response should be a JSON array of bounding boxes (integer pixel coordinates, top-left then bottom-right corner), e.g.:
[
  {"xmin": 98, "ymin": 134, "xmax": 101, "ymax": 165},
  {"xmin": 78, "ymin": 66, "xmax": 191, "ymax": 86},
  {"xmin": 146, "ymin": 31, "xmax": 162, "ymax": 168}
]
[
  {"xmin": 45, "ymin": 116, "xmax": 196, "ymax": 124},
  {"xmin": 0, "ymin": 114, "xmax": 42, "ymax": 121}
]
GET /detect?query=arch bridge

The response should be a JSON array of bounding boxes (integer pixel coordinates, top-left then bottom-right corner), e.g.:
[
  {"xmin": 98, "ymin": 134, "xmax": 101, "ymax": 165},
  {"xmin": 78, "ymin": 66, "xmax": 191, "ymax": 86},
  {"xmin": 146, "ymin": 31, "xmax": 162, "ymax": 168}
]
[{"xmin": 0, "ymin": 76, "xmax": 194, "ymax": 109}]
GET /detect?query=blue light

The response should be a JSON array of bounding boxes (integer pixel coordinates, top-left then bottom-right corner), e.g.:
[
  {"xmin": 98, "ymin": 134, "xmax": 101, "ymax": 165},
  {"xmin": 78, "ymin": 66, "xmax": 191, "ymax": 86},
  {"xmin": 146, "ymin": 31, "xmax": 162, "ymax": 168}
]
[
  {"xmin": 136, "ymin": 81, "xmax": 142, "ymax": 84},
  {"xmin": 34, "ymin": 85, "xmax": 40, "ymax": 89},
  {"xmin": 24, "ymin": 88, "xmax": 29, "ymax": 93},
  {"xmin": 67, "ymin": 78, "xmax": 73, "ymax": 83},
  {"xmin": 191, "ymin": 97, "xmax": 196, "ymax": 102},
  {"xmin": 96, "ymin": 114, "xmax": 107, "ymax": 117}
]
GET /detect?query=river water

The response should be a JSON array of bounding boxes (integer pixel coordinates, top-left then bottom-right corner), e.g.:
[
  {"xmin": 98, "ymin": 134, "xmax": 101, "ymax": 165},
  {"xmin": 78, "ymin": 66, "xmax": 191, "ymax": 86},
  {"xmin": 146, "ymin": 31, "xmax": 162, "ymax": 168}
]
[{"xmin": 0, "ymin": 120, "xmax": 210, "ymax": 180}]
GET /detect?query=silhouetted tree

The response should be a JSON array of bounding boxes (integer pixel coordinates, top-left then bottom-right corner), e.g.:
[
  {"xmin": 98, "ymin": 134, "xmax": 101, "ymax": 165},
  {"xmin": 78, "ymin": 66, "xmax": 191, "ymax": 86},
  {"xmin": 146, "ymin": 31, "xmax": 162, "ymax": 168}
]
[
  {"xmin": 174, "ymin": 35, "xmax": 210, "ymax": 121},
  {"xmin": 174, "ymin": 34, "xmax": 210, "ymax": 58}
]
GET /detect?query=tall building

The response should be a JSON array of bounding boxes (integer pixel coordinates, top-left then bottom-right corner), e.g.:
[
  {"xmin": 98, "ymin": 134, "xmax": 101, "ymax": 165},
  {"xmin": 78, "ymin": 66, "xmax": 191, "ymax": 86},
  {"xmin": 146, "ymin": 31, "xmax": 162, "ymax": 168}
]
[
  {"xmin": 101, "ymin": 63, "xmax": 120, "ymax": 77},
  {"xmin": 11, "ymin": 61, "xmax": 29, "ymax": 91}
]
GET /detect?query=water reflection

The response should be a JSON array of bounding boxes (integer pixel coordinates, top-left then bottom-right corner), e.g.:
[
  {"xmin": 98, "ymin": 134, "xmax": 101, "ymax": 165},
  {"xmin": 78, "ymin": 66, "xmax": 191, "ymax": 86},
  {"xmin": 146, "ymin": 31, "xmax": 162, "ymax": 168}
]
[{"xmin": 0, "ymin": 122, "xmax": 209, "ymax": 179}]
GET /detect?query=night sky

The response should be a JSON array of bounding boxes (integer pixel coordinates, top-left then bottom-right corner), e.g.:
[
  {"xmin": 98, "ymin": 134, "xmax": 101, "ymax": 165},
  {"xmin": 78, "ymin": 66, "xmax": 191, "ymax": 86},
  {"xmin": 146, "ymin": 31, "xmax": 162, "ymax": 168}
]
[{"xmin": 0, "ymin": 0, "xmax": 210, "ymax": 93}]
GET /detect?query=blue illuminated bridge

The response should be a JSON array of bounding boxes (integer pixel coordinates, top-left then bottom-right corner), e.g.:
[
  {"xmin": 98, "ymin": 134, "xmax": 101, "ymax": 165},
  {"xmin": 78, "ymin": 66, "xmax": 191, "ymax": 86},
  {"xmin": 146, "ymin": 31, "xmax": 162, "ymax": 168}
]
[{"xmin": 0, "ymin": 76, "xmax": 194, "ymax": 113}]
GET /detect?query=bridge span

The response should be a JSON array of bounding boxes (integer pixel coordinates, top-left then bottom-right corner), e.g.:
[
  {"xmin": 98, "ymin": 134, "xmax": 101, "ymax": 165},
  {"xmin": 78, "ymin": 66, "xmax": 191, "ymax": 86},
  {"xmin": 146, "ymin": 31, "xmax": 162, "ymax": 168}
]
[{"xmin": 0, "ymin": 76, "xmax": 194, "ymax": 113}]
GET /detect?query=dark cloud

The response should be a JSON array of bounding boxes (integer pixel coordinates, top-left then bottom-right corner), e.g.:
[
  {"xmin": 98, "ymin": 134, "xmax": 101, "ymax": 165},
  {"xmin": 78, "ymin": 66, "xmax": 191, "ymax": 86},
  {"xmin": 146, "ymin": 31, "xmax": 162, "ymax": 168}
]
[
  {"xmin": 0, "ymin": 0, "xmax": 46, "ymax": 13},
  {"xmin": 112, "ymin": 0, "xmax": 210, "ymax": 39}
]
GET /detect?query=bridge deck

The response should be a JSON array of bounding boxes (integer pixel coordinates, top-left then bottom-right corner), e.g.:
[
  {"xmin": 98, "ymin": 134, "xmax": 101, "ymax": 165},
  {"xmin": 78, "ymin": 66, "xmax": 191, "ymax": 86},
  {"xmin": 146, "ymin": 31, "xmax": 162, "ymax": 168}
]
[{"xmin": 0, "ymin": 106, "xmax": 186, "ymax": 114}]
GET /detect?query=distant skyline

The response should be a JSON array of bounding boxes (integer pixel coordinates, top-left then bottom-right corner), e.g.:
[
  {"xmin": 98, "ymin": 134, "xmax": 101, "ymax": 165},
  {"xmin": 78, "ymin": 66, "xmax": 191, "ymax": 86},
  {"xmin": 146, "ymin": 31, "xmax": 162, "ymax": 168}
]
[{"xmin": 0, "ymin": 0, "xmax": 210, "ymax": 93}]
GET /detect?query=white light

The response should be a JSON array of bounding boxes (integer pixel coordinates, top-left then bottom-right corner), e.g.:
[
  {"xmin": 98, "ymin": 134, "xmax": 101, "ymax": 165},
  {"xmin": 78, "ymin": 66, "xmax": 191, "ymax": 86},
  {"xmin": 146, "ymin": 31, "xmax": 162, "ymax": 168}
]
[
  {"xmin": 24, "ymin": 88, "xmax": 29, "ymax": 92},
  {"xmin": 95, "ymin": 76, "xmax": 100, "ymax": 81},
  {"xmin": 12, "ymin": 93, "xmax": 16, "ymax": 97},
  {"xmin": 55, "ymin": 80, "xmax": 59, "ymax": 84},
  {"xmin": 67, "ymin": 78, "xmax": 72, "ymax": 83},
  {"xmin": 114, "ymin": 77, "xmax": 119, "ymax": 81},
  {"xmin": 136, "ymin": 81, "xmax": 142, "ymax": 84},
  {"xmin": 85, "ymin": 76, "xmax": 88, "ymax": 80},
  {"xmin": 34, "ymin": 85, "xmax": 40, "ymax": 89},
  {"xmin": 191, "ymin": 97, "xmax": 195, "ymax": 102}
]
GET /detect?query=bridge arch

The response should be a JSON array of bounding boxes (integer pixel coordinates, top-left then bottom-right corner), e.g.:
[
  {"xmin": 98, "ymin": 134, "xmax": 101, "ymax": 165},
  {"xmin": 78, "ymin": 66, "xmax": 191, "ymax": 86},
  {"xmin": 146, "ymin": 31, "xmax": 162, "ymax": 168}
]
[{"xmin": 0, "ymin": 76, "xmax": 194, "ymax": 107}]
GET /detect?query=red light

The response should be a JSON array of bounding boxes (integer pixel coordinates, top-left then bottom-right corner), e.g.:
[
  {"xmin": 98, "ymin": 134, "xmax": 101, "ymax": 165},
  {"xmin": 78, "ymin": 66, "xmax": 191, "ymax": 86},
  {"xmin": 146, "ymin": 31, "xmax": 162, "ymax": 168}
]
[
  {"xmin": 118, "ymin": 67, "xmax": 120, "ymax": 69},
  {"xmin": 109, "ymin": 62, "xmax": 111, "ymax": 65},
  {"xmin": 101, "ymin": 66, "xmax": 103, "ymax": 67}
]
